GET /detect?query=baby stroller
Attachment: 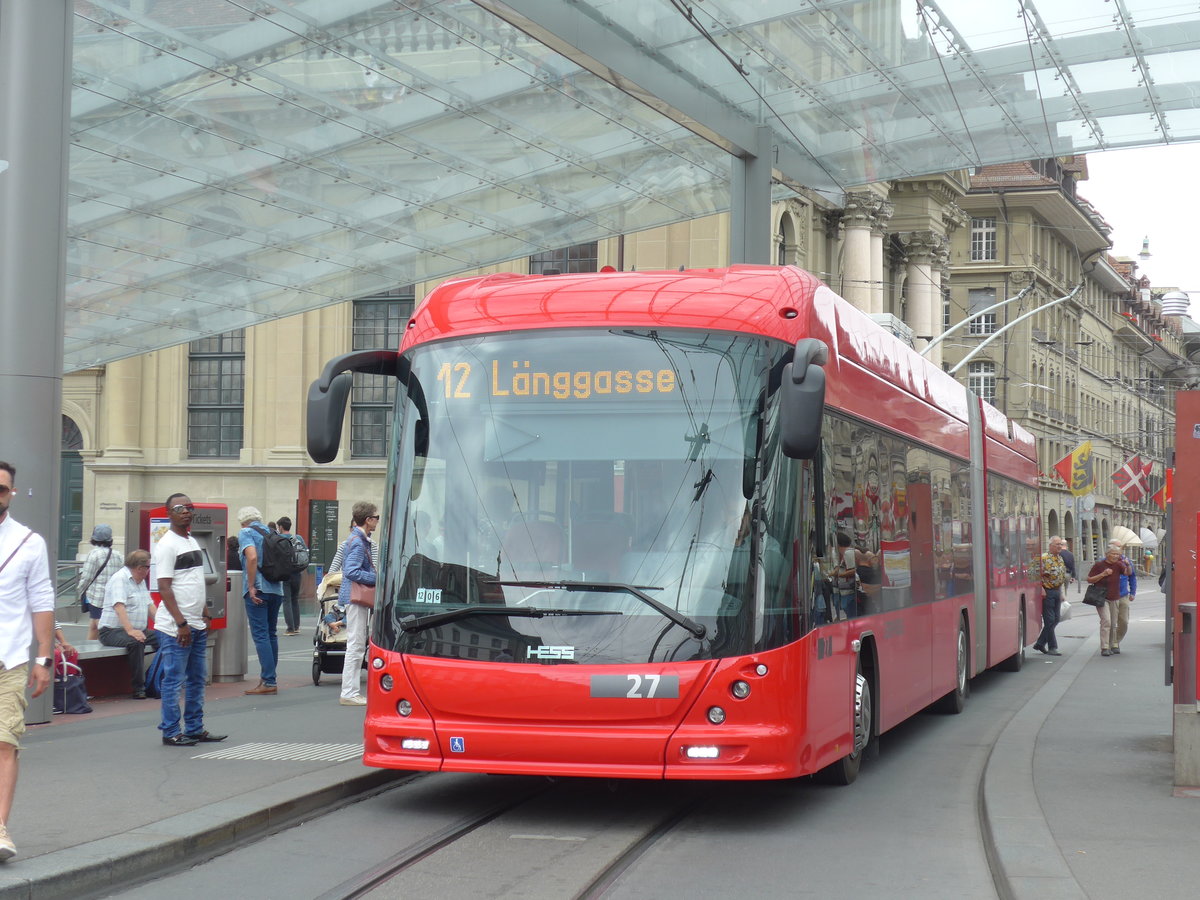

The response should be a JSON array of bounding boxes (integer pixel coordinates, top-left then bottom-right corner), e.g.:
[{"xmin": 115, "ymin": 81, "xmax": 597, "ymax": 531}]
[{"xmin": 312, "ymin": 570, "xmax": 347, "ymax": 685}]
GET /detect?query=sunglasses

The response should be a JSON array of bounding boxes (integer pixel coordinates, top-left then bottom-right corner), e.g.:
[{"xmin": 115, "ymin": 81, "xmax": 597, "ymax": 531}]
[
  {"xmin": 0, "ymin": 485, "xmax": 12, "ymax": 496},
  {"xmin": 170, "ymin": 504, "xmax": 196, "ymax": 513},
  {"xmin": 366, "ymin": 515, "xmax": 380, "ymax": 521}
]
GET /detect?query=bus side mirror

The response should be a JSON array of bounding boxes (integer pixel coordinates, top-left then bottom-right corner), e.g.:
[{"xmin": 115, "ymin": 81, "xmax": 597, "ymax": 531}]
[
  {"xmin": 306, "ymin": 349, "xmax": 402, "ymax": 463},
  {"xmin": 307, "ymin": 372, "xmax": 353, "ymax": 464},
  {"xmin": 780, "ymin": 338, "xmax": 828, "ymax": 460}
]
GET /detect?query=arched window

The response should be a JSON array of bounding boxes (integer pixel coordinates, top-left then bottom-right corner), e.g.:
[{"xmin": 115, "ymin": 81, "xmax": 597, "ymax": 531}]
[{"xmin": 62, "ymin": 415, "xmax": 83, "ymax": 451}]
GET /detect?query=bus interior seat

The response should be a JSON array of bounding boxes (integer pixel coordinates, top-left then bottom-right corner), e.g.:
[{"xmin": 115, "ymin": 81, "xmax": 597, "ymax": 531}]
[{"xmin": 572, "ymin": 513, "xmax": 633, "ymax": 580}]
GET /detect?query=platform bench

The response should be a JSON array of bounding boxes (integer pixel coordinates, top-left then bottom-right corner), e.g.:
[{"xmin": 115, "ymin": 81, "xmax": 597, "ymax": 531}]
[{"xmin": 72, "ymin": 639, "xmax": 153, "ymax": 699}]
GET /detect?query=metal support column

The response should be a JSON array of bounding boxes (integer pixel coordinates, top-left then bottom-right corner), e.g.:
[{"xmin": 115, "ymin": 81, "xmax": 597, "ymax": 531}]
[
  {"xmin": 730, "ymin": 126, "xmax": 773, "ymax": 265},
  {"xmin": 0, "ymin": 1, "xmax": 73, "ymax": 724}
]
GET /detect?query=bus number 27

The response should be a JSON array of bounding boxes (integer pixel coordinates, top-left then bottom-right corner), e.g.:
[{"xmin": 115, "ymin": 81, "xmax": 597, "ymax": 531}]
[
  {"xmin": 589, "ymin": 674, "xmax": 680, "ymax": 699},
  {"xmin": 627, "ymin": 674, "xmax": 661, "ymax": 698}
]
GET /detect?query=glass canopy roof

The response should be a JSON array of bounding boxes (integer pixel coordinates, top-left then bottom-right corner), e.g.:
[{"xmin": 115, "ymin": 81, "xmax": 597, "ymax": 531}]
[{"xmin": 64, "ymin": 0, "xmax": 1200, "ymax": 370}]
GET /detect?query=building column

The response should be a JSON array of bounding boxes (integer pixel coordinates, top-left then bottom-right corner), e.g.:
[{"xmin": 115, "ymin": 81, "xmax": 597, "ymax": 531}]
[
  {"xmin": 870, "ymin": 201, "xmax": 893, "ymax": 315},
  {"xmin": 927, "ymin": 241, "xmax": 950, "ymax": 369},
  {"xmin": 842, "ymin": 192, "xmax": 875, "ymax": 310},
  {"xmin": 0, "ymin": 1, "xmax": 72, "ymax": 550},
  {"xmin": 901, "ymin": 231, "xmax": 939, "ymax": 355},
  {"xmin": 101, "ymin": 357, "xmax": 147, "ymax": 459}
]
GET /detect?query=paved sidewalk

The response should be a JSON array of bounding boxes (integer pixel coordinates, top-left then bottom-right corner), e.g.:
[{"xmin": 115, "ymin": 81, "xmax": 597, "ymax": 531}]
[
  {"xmin": 0, "ymin": 623, "xmax": 404, "ymax": 900},
  {"xmin": 983, "ymin": 583, "xmax": 1199, "ymax": 900},
  {"xmin": 2, "ymin": 589, "xmax": 1196, "ymax": 899}
]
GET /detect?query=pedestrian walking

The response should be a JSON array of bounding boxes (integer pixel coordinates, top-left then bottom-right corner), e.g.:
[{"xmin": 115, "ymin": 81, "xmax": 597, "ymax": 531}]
[
  {"xmin": 0, "ymin": 461, "xmax": 55, "ymax": 861},
  {"xmin": 1031, "ymin": 535, "xmax": 1068, "ymax": 656}
]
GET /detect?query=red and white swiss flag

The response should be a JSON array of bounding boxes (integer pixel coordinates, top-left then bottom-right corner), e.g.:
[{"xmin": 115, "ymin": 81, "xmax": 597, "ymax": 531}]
[{"xmin": 1112, "ymin": 454, "xmax": 1151, "ymax": 503}]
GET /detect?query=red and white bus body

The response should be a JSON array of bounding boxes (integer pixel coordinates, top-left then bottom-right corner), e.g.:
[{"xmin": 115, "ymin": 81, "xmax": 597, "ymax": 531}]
[{"xmin": 330, "ymin": 266, "xmax": 1038, "ymax": 781}]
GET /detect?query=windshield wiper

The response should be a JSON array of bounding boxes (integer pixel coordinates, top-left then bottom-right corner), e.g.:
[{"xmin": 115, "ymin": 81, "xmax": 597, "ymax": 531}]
[
  {"xmin": 494, "ymin": 580, "xmax": 707, "ymax": 639},
  {"xmin": 399, "ymin": 605, "xmax": 620, "ymax": 634}
]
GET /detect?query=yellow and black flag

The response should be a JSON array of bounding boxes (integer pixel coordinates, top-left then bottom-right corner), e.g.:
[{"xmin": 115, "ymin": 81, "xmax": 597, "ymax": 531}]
[{"xmin": 1053, "ymin": 441, "xmax": 1095, "ymax": 496}]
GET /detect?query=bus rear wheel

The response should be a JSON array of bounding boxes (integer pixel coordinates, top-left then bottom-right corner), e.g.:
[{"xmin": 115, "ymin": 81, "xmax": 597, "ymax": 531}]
[
  {"xmin": 1000, "ymin": 609, "xmax": 1025, "ymax": 672},
  {"xmin": 934, "ymin": 618, "xmax": 969, "ymax": 714},
  {"xmin": 818, "ymin": 664, "xmax": 872, "ymax": 785}
]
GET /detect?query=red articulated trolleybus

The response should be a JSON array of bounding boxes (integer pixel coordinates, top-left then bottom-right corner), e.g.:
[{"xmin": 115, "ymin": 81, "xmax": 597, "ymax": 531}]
[{"xmin": 307, "ymin": 266, "xmax": 1040, "ymax": 783}]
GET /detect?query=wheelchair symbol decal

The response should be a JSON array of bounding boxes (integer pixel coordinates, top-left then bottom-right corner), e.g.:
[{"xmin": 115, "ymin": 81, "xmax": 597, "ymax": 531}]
[{"xmin": 449, "ymin": 736, "xmax": 465, "ymax": 753}]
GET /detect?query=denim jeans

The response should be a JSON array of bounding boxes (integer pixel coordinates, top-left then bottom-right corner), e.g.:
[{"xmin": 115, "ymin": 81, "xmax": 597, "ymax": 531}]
[
  {"xmin": 244, "ymin": 592, "xmax": 283, "ymax": 685},
  {"xmin": 158, "ymin": 627, "xmax": 208, "ymax": 738},
  {"xmin": 282, "ymin": 574, "xmax": 302, "ymax": 632},
  {"xmin": 1036, "ymin": 586, "xmax": 1061, "ymax": 650}
]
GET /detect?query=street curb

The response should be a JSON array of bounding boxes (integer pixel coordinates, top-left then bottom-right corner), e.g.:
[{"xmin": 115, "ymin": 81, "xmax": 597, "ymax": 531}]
[
  {"xmin": 979, "ymin": 632, "xmax": 1096, "ymax": 900},
  {"xmin": 0, "ymin": 765, "xmax": 409, "ymax": 900}
]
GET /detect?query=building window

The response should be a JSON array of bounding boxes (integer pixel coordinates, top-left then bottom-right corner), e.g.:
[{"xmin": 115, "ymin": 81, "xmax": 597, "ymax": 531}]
[
  {"xmin": 188, "ymin": 330, "xmax": 244, "ymax": 458},
  {"xmin": 530, "ymin": 242, "xmax": 598, "ymax": 274},
  {"xmin": 968, "ymin": 360, "xmax": 997, "ymax": 405},
  {"xmin": 970, "ymin": 217, "xmax": 997, "ymax": 262},
  {"xmin": 967, "ymin": 288, "xmax": 997, "ymax": 334},
  {"xmin": 351, "ymin": 292, "xmax": 414, "ymax": 458}
]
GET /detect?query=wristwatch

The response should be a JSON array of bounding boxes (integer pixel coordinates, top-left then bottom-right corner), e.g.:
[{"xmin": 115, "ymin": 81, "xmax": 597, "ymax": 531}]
[
  {"xmin": 34, "ymin": 656, "xmax": 52, "ymax": 669},
  {"xmin": 176, "ymin": 620, "xmax": 189, "ymax": 628}
]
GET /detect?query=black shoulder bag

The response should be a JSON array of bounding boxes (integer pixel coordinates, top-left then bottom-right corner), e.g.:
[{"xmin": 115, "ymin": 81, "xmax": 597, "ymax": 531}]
[{"xmin": 1082, "ymin": 582, "xmax": 1107, "ymax": 607}]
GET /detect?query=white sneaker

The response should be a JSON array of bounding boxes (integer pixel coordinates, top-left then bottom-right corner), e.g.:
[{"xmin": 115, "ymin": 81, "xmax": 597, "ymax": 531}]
[
  {"xmin": 339, "ymin": 696, "xmax": 367, "ymax": 706},
  {"xmin": 0, "ymin": 822, "xmax": 15, "ymax": 862}
]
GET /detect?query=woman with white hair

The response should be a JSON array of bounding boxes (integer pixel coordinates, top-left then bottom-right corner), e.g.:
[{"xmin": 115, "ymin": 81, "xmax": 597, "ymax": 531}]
[
  {"xmin": 1105, "ymin": 540, "xmax": 1137, "ymax": 655},
  {"xmin": 1088, "ymin": 544, "xmax": 1131, "ymax": 657}
]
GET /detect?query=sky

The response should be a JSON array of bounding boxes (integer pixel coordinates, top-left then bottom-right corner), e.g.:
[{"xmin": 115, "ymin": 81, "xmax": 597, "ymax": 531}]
[{"xmin": 1076, "ymin": 144, "xmax": 1200, "ymax": 311}]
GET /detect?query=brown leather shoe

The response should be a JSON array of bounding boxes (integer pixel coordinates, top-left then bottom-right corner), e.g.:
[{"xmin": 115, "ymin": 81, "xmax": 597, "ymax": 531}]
[{"xmin": 243, "ymin": 683, "xmax": 278, "ymax": 695}]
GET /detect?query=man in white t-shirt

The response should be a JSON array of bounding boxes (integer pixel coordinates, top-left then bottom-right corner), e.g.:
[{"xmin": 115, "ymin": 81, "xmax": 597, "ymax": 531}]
[
  {"xmin": 0, "ymin": 460, "xmax": 55, "ymax": 862},
  {"xmin": 154, "ymin": 493, "xmax": 226, "ymax": 747}
]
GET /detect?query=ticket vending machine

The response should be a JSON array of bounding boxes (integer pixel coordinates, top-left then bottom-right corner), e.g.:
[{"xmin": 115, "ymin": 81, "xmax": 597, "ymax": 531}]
[{"xmin": 124, "ymin": 501, "xmax": 228, "ymax": 630}]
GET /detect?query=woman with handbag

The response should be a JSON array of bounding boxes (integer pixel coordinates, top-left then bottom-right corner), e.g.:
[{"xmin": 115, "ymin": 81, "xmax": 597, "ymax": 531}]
[
  {"xmin": 1086, "ymin": 546, "xmax": 1128, "ymax": 657},
  {"xmin": 337, "ymin": 501, "xmax": 379, "ymax": 707},
  {"xmin": 78, "ymin": 524, "xmax": 121, "ymax": 641}
]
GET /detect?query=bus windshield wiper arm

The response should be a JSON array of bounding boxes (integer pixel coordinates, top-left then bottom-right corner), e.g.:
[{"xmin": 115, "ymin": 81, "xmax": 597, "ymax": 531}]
[
  {"xmin": 399, "ymin": 605, "xmax": 621, "ymax": 634},
  {"xmin": 494, "ymin": 580, "xmax": 707, "ymax": 639}
]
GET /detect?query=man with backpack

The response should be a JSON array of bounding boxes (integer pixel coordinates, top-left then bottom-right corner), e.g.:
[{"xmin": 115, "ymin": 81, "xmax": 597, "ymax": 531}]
[
  {"xmin": 237, "ymin": 507, "xmax": 285, "ymax": 695},
  {"xmin": 275, "ymin": 516, "xmax": 309, "ymax": 636}
]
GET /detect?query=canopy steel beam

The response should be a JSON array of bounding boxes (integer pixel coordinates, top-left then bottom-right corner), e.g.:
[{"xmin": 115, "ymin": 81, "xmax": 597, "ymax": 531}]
[{"xmin": 474, "ymin": 0, "xmax": 842, "ymax": 192}]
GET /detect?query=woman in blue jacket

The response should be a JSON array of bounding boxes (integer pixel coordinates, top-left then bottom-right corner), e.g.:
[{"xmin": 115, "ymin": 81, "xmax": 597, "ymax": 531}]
[{"xmin": 337, "ymin": 501, "xmax": 378, "ymax": 706}]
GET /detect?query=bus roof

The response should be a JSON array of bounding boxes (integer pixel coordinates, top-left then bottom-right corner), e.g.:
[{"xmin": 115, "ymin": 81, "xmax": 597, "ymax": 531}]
[{"xmin": 406, "ymin": 265, "xmax": 1034, "ymax": 463}]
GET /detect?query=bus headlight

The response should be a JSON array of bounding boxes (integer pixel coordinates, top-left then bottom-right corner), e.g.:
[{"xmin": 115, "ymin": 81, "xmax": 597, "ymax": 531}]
[
  {"xmin": 372, "ymin": 657, "xmax": 384, "ymax": 670},
  {"xmin": 397, "ymin": 699, "xmax": 413, "ymax": 717},
  {"xmin": 730, "ymin": 680, "xmax": 751, "ymax": 699},
  {"xmin": 707, "ymin": 706, "xmax": 726, "ymax": 725},
  {"xmin": 380, "ymin": 674, "xmax": 394, "ymax": 691}
]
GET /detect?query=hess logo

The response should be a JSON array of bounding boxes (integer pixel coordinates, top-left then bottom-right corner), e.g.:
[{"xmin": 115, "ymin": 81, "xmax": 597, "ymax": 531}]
[{"xmin": 528, "ymin": 645, "xmax": 574, "ymax": 660}]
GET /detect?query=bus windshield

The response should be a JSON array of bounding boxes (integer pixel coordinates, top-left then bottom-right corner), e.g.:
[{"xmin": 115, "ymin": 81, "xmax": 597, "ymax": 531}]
[{"xmin": 374, "ymin": 328, "xmax": 806, "ymax": 664}]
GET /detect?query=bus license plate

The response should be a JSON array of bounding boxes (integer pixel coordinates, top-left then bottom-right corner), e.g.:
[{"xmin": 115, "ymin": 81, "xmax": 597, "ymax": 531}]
[{"xmin": 590, "ymin": 674, "xmax": 680, "ymax": 699}]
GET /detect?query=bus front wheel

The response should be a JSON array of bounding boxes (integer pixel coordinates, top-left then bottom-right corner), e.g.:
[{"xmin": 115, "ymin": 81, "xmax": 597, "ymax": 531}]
[{"xmin": 818, "ymin": 664, "xmax": 872, "ymax": 785}]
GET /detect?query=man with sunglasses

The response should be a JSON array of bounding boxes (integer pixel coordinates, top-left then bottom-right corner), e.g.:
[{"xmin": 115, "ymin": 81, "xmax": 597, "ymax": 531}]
[
  {"xmin": 0, "ymin": 461, "xmax": 55, "ymax": 861},
  {"xmin": 153, "ymin": 494, "xmax": 226, "ymax": 747}
]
